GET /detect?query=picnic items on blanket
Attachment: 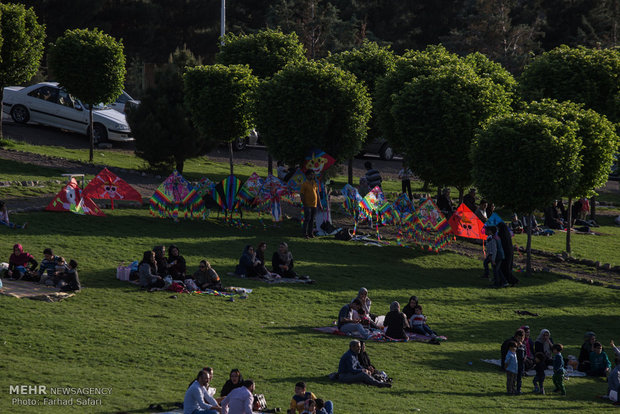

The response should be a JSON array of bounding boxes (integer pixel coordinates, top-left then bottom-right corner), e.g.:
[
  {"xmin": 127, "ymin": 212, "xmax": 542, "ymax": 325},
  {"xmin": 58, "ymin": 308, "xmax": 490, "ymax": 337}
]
[
  {"xmin": 226, "ymin": 272, "xmax": 314, "ymax": 284},
  {"xmin": 149, "ymin": 170, "xmax": 205, "ymax": 220},
  {"xmin": 314, "ymin": 323, "xmax": 447, "ymax": 343},
  {"xmin": 82, "ymin": 168, "xmax": 142, "ymax": 209},
  {"xmin": 46, "ymin": 177, "xmax": 105, "ymax": 217},
  {"xmin": 480, "ymin": 358, "xmax": 586, "ymax": 377}
]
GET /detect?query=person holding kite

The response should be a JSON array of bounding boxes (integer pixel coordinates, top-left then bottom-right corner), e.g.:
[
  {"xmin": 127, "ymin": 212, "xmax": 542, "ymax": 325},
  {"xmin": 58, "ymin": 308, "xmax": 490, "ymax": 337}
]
[{"xmin": 300, "ymin": 170, "xmax": 320, "ymax": 238}]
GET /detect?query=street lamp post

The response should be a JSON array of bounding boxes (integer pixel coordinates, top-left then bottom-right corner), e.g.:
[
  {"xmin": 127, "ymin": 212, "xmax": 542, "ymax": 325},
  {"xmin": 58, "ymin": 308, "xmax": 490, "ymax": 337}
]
[{"xmin": 221, "ymin": 0, "xmax": 226, "ymax": 46}]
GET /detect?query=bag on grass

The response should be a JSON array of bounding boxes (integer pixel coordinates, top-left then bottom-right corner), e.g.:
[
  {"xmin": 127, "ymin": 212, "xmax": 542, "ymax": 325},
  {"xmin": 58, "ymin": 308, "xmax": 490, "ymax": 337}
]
[
  {"xmin": 253, "ymin": 394, "xmax": 267, "ymax": 411},
  {"xmin": 334, "ymin": 228, "xmax": 353, "ymax": 241},
  {"xmin": 116, "ymin": 264, "xmax": 131, "ymax": 281},
  {"xmin": 184, "ymin": 278, "xmax": 198, "ymax": 292}
]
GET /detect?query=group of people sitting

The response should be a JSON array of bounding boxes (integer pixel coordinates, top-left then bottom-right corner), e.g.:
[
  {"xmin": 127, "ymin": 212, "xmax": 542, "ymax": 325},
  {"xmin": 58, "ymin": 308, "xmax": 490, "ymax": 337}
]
[
  {"xmin": 183, "ymin": 367, "xmax": 334, "ymax": 414},
  {"xmin": 138, "ymin": 244, "xmax": 221, "ymax": 292},
  {"xmin": 499, "ymin": 326, "xmax": 619, "ymax": 399},
  {"xmin": 235, "ymin": 241, "xmax": 308, "ymax": 280},
  {"xmin": 4, "ymin": 244, "xmax": 80, "ymax": 291},
  {"xmin": 338, "ymin": 290, "xmax": 442, "ymax": 344}
]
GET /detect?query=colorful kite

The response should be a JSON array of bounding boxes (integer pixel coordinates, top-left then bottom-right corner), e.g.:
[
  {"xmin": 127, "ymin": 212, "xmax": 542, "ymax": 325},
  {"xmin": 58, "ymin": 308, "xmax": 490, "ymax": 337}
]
[
  {"xmin": 448, "ymin": 203, "xmax": 486, "ymax": 240},
  {"xmin": 410, "ymin": 198, "xmax": 452, "ymax": 252},
  {"xmin": 46, "ymin": 178, "xmax": 105, "ymax": 217},
  {"xmin": 302, "ymin": 149, "xmax": 335, "ymax": 175},
  {"xmin": 149, "ymin": 171, "xmax": 205, "ymax": 220},
  {"xmin": 286, "ymin": 168, "xmax": 306, "ymax": 193},
  {"xmin": 194, "ymin": 177, "xmax": 215, "ymax": 199},
  {"xmin": 238, "ymin": 173, "xmax": 264, "ymax": 208},
  {"xmin": 358, "ymin": 186, "xmax": 385, "ymax": 220},
  {"xmin": 82, "ymin": 168, "xmax": 142, "ymax": 209},
  {"xmin": 256, "ymin": 174, "xmax": 293, "ymax": 222},
  {"xmin": 213, "ymin": 175, "xmax": 243, "ymax": 212},
  {"xmin": 393, "ymin": 193, "xmax": 415, "ymax": 216}
]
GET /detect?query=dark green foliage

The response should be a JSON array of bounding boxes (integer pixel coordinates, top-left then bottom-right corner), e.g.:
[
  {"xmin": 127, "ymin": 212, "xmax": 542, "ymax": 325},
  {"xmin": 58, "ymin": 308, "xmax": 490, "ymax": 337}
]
[
  {"xmin": 128, "ymin": 47, "xmax": 211, "ymax": 174},
  {"xmin": 183, "ymin": 64, "xmax": 259, "ymax": 145},
  {"xmin": 391, "ymin": 67, "xmax": 512, "ymax": 191},
  {"xmin": 519, "ymin": 46, "xmax": 620, "ymax": 122},
  {"xmin": 256, "ymin": 60, "xmax": 371, "ymax": 166},
  {"xmin": 527, "ymin": 99, "xmax": 620, "ymax": 198},
  {"xmin": 471, "ymin": 112, "xmax": 582, "ymax": 214},
  {"xmin": 216, "ymin": 29, "xmax": 306, "ymax": 79}
]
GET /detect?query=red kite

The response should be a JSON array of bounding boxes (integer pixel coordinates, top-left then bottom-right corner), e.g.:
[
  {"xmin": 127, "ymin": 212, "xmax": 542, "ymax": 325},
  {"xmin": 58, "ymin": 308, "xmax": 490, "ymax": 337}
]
[
  {"xmin": 46, "ymin": 178, "xmax": 105, "ymax": 217},
  {"xmin": 448, "ymin": 203, "xmax": 486, "ymax": 240},
  {"xmin": 83, "ymin": 168, "xmax": 142, "ymax": 209}
]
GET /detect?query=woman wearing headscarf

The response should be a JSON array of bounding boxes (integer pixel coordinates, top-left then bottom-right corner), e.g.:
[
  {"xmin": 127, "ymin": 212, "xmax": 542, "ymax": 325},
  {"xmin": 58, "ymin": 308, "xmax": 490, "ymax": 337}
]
[
  {"xmin": 6, "ymin": 243, "xmax": 38, "ymax": 280},
  {"xmin": 497, "ymin": 222, "xmax": 518, "ymax": 286},
  {"xmin": 235, "ymin": 245, "xmax": 262, "ymax": 277},
  {"xmin": 534, "ymin": 329, "xmax": 555, "ymax": 366},
  {"xmin": 138, "ymin": 250, "xmax": 165, "ymax": 289},
  {"xmin": 167, "ymin": 244, "xmax": 186, "ymax": 280},
  {"xmin": 354, "ymin": 288, "xmax": 373, "ymax": 317},
  {"xmin": 402, "ymin": 295, "xmax": 419, "ymax": 321},
  {"xmin": 383, "ymin": 301, "xmax": 409, "ymax": 340},
  {"xmin": 272, "ymin": 242, "xmax": 298, "ymax": 278},
  {"xmin": 219, "ymin": 369, "xmax": 244, "ymax": 400},
  {"xmin": 153, "ymin": 245, "xmax": 168, "ymax": 277}
]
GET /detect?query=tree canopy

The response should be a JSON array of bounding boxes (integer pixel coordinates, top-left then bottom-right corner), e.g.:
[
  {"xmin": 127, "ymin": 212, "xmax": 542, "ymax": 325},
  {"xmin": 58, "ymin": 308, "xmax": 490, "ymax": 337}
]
[
  {"xmin": 256, "ymin": 60, "xmax": 371, "ymax": 166},
  {"xmin": 216, "ymin": 29, "xmax": 306, "ymax": 79},
  {"xmin": 519, "ymin": 45, "xmax": 620, "ymax": 122}
]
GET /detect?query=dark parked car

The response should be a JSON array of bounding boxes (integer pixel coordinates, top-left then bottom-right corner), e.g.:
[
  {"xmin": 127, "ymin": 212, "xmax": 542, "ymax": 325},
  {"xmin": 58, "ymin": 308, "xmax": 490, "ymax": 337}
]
[{"xmin": 359, "ymin": 138, "xmax": 395, "ymax": 160}]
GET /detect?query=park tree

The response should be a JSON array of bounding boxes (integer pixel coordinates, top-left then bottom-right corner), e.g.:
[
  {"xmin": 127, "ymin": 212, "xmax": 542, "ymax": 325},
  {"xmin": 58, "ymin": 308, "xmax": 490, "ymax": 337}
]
[
  {"xmin": 471, "ymin": 113, "xmax": 582, "ymax": 272},
  {"xmin": 128, "ymin": 46, "xmax": 211, "ymax": 174},
  {"xmin": 256, "ymin": 60, "xmax": 371, "ymax": 167},
  {"xmin": 527, "ymin": 99, "xmax": 620, "ymax": 254},
  {"xmin": 390, "ymin": 65, "xmax": 512, "ymax": 201},
  {"xmin": 326, "ymin": 40, "xmax": 396, "ymax": 183},
  {"xmin": 48, "ymin": 28, "xmax": 126, "ymax": 162},
  {"xmin": 0, "ymin": 3, "xmax": 46, "ymax": 140},
  {"xmin": 216, "ymin": 29, "xmax": 306, "ymax": 79},
  {"xmin": 184, "ymin": 64, "xmax": 259, "ymax": 175},
  {"xmin": 519, "ymin": 45, "xmax": 620, "ymax": 123}
]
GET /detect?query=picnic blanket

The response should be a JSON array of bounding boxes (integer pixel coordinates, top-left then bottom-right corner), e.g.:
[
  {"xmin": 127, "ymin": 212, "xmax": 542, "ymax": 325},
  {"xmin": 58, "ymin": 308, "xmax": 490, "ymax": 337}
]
[
  {"xmin": 0, "ymin": 279, "xmax": 75, "ymax": 302},
  {"xmin": 226, "ymin": 272, "xmax": 315, "ymax": 284},
  {"xmin": 480, "ymin": 359, "xmax": 586, "ymax": 377},
  {"xmin": 313, "ymin": 324, "xmax": 447, "ymax": 343},
  {"xmin": 191, "ymin": 286, "xmax": 252, "ymax": 299}
]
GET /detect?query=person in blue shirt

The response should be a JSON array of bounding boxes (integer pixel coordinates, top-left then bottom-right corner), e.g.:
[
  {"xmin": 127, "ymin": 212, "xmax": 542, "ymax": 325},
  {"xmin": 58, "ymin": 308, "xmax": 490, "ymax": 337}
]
[
  {"xmin": 588, "ymin": 341, "xmax": 612, "ymax": 377},
  {"xmin": 337, "ymin": 340, "xmax": 390, "ymax": 387},
  {"xmin": 504, "ymin": 341, "xmax": 518, "ymax": 395},
  {"xmin": 552, "ymin": 343, "xmax": 566, "ymax": 396}
]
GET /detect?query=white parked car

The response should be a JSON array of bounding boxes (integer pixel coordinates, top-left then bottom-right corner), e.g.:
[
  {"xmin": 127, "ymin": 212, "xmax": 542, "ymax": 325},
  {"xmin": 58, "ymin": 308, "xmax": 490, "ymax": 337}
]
[
  {"xmin": 2, "ymin": 82, "xmax": 133, "ymax": 144},
  {"xmin": 108, "ymin": 90, "xmax": 140, "ymax": 114}
]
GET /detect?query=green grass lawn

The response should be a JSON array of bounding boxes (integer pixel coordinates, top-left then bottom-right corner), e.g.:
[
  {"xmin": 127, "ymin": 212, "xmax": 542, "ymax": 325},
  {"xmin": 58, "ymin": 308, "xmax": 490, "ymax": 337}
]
[{"xmin": 1, "ymin": 208, "xmax": 618, "ymax": 413}]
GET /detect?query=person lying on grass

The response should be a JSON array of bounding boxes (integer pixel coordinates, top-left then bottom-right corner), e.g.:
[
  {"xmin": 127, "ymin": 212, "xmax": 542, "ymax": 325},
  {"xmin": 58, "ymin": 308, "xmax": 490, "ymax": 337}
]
[
  {"xmin": 337, "ymin": 340, "xmax": 391, "ymax": 388},
  {"xmin": 6, "ymin": 243, "xmax": 37, "ymax": 280},
  {"xmin": 0, "ymin": 200, "xmax": 27, "ymax": 229},
  {"xmin": 192, "ymin": 260, "xmax": 222, "ymax": 290},
  {"xmin": 272, "ymin": 242, "xmax": 299, "ymax": 278},
  {"xmin": 139, "ymin": 250, "xmax": 165, "ymax": 290}
]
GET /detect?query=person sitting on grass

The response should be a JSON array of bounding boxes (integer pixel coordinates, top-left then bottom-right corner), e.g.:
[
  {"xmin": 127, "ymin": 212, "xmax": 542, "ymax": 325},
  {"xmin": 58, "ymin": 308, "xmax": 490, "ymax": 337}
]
[
  {"xmin": 408, "ymin": 305, "xmax": 440, "ymax": 343},
  {"xmin": 338, "ymin": 298, "xmax": 371, "ymax": 339},
  {"xmin": 544, "ymin": 200, "xmax": 565, "ymax": 230},
  {"xmin": 289, "ymin": 381, "xmax": 316, "ymax": 414},
  {"xmin": 608, "ymin": 358, "xmax": 620, "ymax": 401},
  {"xmin": 0, "ymin": 200, "xmax": 27, "ymax": 229},
  {"xmin": 38, "ymin": 247, "xmax": 59, "ymax": 284},
  {"xmin": 353, "ymin": 287, "xmax": 378, "ymax": 328},
  {"xmin": 193, "ymin": 260, "xmax": 222, "ymax": 290},
  {"xmin": 153, "ymin": 245, "xmax": 168, "ymax": 278},
  {"xmin": 535, "ymin": 329, "xmax": 555, "ymax": 366},
  {"xmin": 168, "ymin": 244, "xmax": 187, "ymax": 280},
  {"xmin": 221, "ymin": 379, "xmax": 254, "ymax": 414},
  {"xmin": 337, "ymin": 340, "xmax": 391, "ymax": 388},
  {"xmin": 588, "ymin": 341, "xmax": 612, "ymax": 377},
  {"xmin": 383, "ymin": 301, "xmax": 409, "ymax": 340},
  {"xmin": 6, "ymin": 243, "xmax": 37, "ymax": 280},
  {"xmin": 402, "ymin": 295, "xmax": 419, "ymax": 321},
  {"xmin": 357, "ymin": 341, "xmax": 391, "ymax": 384},
  {"xmin": 552, "ymin": 343, "xmax": 566, "ymax": 396},
  {"xmin": 235, "ymin": 245, "xmax": 264, "ymax": 278},
  {"xmin": 183, "ymin": 370, "xmax": 220, "ymax": 414},
  {"xmin": 45, "ymin": 256, "xmax": 68, "ymax": 287},
  {"xmin": 578, "ymin": 332, "xmax": 597, "ymax": 372},
  {"xmin": 510, "ymin": 214, "xmax": 524, "ymax": 234},
  {"xmin": 139, "ymin": 250, "xmax": 165, "ymax": 290},
  {"xmin": 57, "ymin": 259, "xmax": 81, "ymax": 292},
  {"xmin": 255, "ymin": 242, "xmax": 275, "ymax": 278},
  {"xmin": 219, "ymin": 369, "xmax": 243, "ymax": 401},
  {"xmin": 272, "ymin": 242, "xmax": 298, "ymax": 278}
]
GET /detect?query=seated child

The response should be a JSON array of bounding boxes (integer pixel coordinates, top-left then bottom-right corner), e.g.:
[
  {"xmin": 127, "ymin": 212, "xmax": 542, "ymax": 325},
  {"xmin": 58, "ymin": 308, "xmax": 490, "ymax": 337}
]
[
  {"xmin": 57, "ymin": 260, "xmax": 81, "ymax": 291},
  {"xmin": 408, "ymin": 305, "xmax": 438, "ymax": 338},
  {"xmin": 289, "ymin": 382, "xmax": 316, "ymax": 414},
  {"xmin": 588, "ymin": 341, "xmax": 611, "ymax": 377},
  {"xmin": 192, "ymin": 260, "xmax": 222, "ymax": 290},
  {"xmin": 315, "ymin": 399, "xmax": 334, "ymax": 414},
  {"xmin": 38, "ymin": 248, "xmax": 59, "ymax": 284},
  {"xmin": 533, "ymin": 352, "xmax": 546, "ymax": 394}
]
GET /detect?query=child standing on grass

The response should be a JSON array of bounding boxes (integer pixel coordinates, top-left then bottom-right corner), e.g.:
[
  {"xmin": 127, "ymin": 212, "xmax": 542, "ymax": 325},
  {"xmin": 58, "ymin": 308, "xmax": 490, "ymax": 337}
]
[
  {"xmin": 552, "ymin": 343, "xmax": 566, "ymax": 396},
  {"xmin": 505, "ymin": 341, "xmax": 518, "ymax": 395},
  {"xmin": 533, "ymin": 352, "xmax": 546, "ymax": 394}
]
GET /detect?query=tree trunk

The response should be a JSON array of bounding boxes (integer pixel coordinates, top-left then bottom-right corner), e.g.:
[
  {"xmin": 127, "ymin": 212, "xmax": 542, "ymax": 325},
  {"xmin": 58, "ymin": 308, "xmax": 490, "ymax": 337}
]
[
  {"xmin": 458, "ymin": 187, "xmax": 464, "ymax": 204},
  {"xmin": 348, "ymin": 158, "xmax": 353, "ymax": 185},
  {"xmin": 89, "ymin": 106, "xmax": 94, "ymax": 162},
  {"xmin": 565, "ymin": 196, "xmax": 573, "ymax": 255},
  {"xmin": 422, "ymin": 180, "xmax": 429, "ymax": 192},
  {"xmin": 228, "ymin": 141, "xmax": 233, "ymax": 176},
  {"xmin": 267, "ymin": 153, "xmax": 273, "ymax": 176},
  {"xmin": 590, "ymin": 195, "xmax": 596, "ymax": 221},
  {"xmin": 176, "ymin": 158, "xmax": 184, "ymax": 174},
  {"xmin": 526, "ymin": 213, "xmax": 533, "ymax": 274}
]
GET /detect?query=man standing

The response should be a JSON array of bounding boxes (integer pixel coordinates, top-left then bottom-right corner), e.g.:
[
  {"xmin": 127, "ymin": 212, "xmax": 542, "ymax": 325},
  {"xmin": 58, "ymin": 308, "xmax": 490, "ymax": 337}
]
[
  {"xmin": 338, "ymin": 340, "xmax": 391, "ymax": 387},
  {"xmin": 300, "ymin": 170, "xmax": 319, "ymax": 238},
  {"xmin": 221, "ymin": 379, "xmax": 254, "ymax": 414}
]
